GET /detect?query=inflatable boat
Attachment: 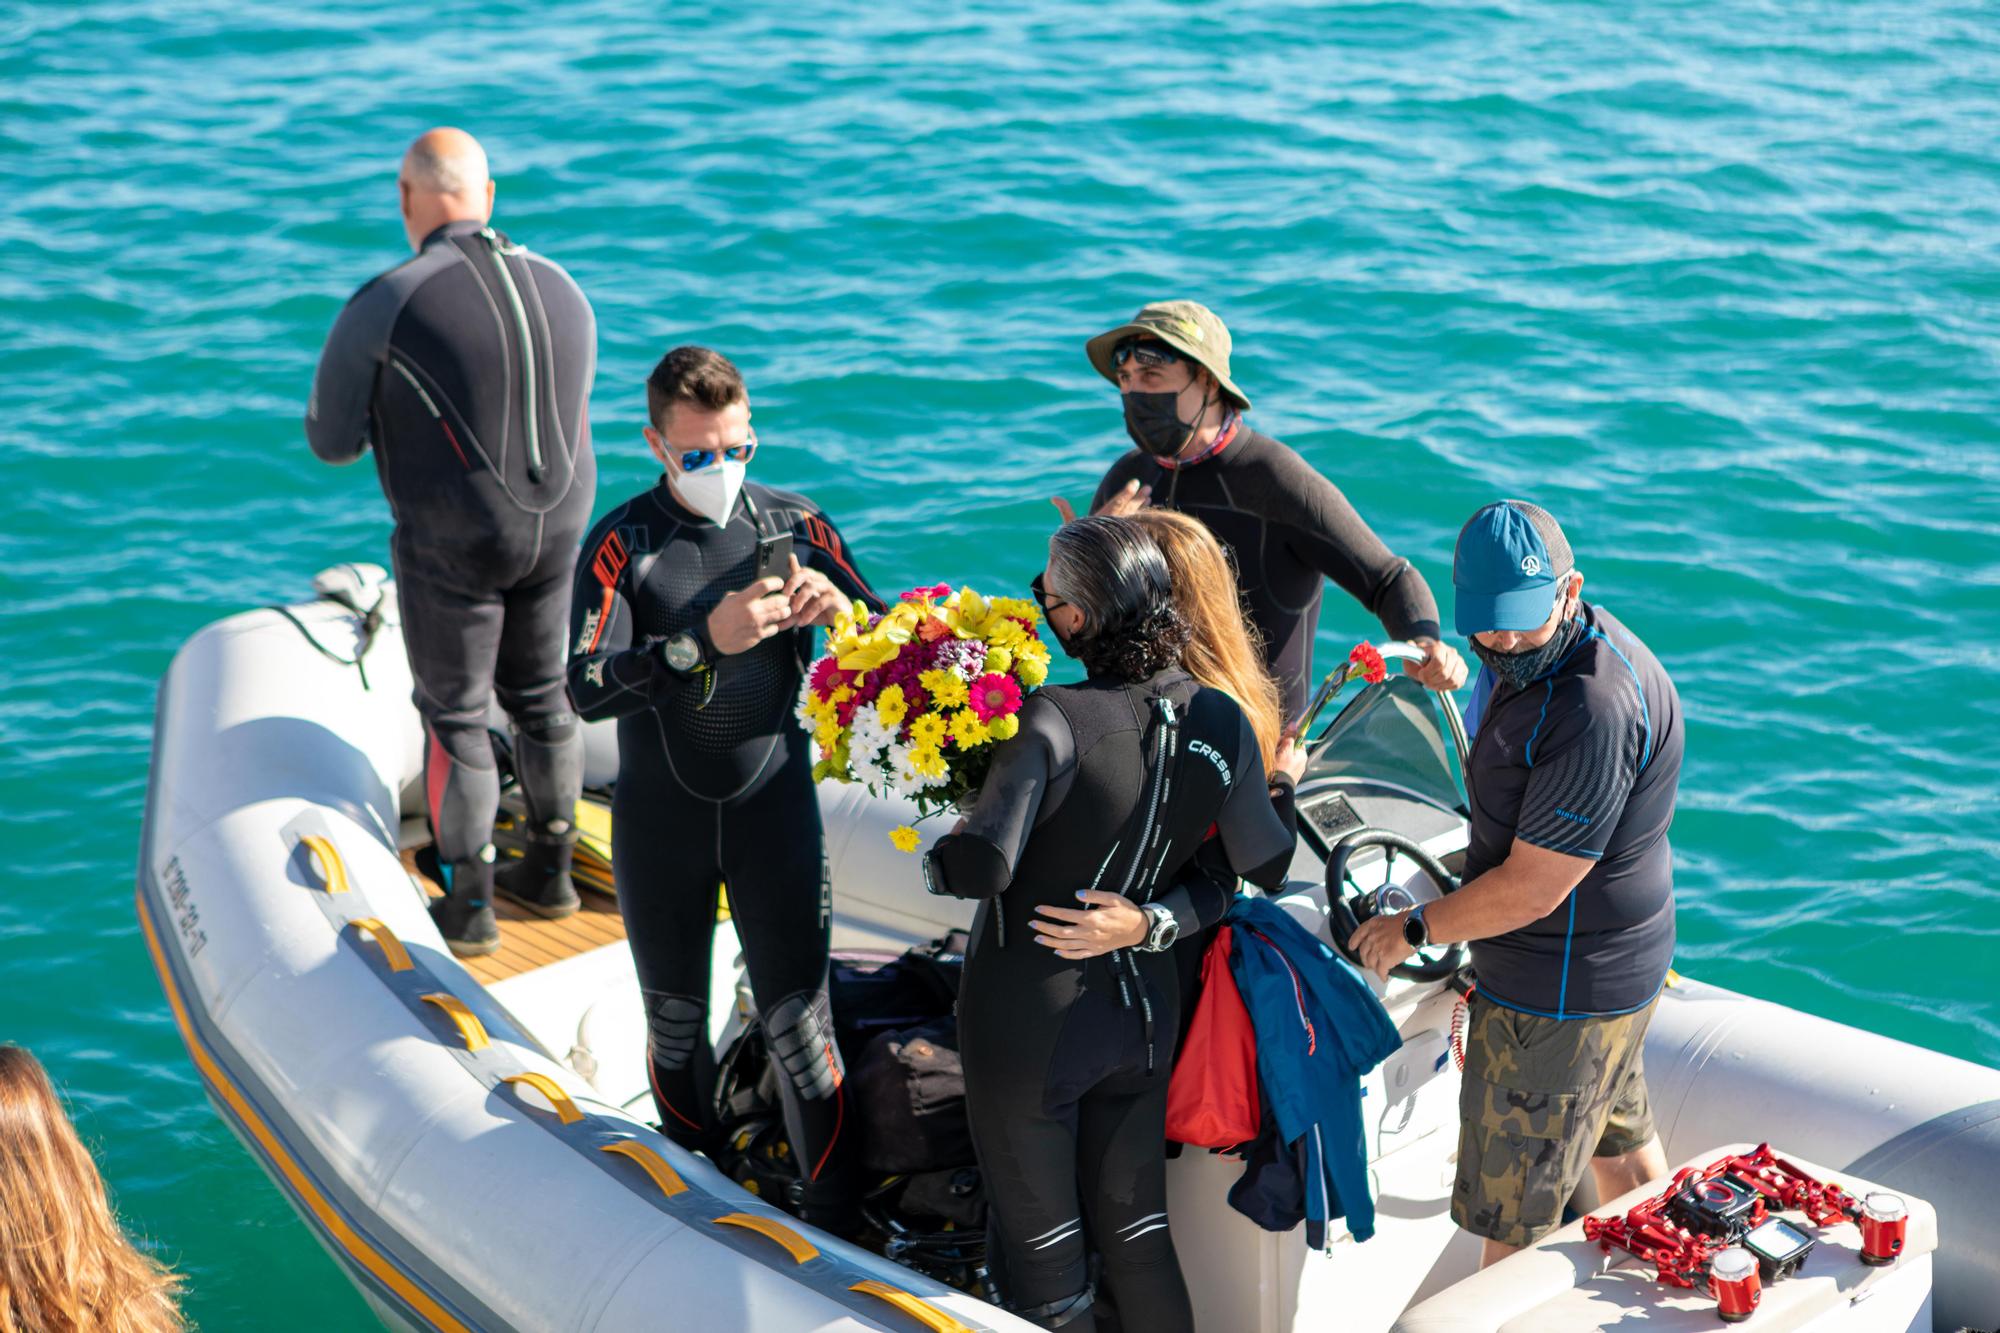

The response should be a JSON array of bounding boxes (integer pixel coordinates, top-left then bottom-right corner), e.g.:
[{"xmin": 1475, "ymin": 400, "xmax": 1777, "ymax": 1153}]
[{"xmin": 136, "ymin": 567, "xmax": 2000, "ymax": 1332}]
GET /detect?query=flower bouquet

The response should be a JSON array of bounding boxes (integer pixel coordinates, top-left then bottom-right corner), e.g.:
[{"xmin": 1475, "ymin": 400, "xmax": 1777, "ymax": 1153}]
[{"xmin": 797, "ymin": 584, "xmax": 1052, "ymax": 851}]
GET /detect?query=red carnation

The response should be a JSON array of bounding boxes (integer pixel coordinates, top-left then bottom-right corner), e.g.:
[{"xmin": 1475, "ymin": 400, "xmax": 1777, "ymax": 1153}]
[{"xmin": 1348, "ymin": 642, "xmax": 1387, "ymax": 685}]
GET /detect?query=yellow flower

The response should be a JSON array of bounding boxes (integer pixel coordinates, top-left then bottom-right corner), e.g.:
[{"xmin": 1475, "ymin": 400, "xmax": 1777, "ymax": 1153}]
[
  {"xmin": 950, "ymin": 708, "xmax": 991, "ymax": 748},
  {"xmin": 910, "ymin": 745, "xmax": 947, "ymax": 779},
  {"xmin": 876, "ymin": 683, "xmax": 909, "ymax": 730},
  {"xmin": 910, "ymin": 713, "xmax": 948, "ymax": 749},
  {"xmin": 986, "ymin": 596, "xmax": 1039, "ymax": 622},
  {"xmin": 837, "ymin": 637, "xmax": 904, "ymax": 672},
  {"xmin": 1015, "ymin": 654, "xmax": 1048, "ymax": 688},
  {"xmin": 814, "ymin": 714, "xmax": 844, "ymax": 754},
  {"xmin": 987, "ymin": 714, "xmax": 1020, "ymax": 742},
  {"xmin": 888, "ymin": 825, "xmax": 922, "ymax": 854},
  {"xmin": 985, "ymin": 617, "xmax": 1030, "ymax": 650},
  {"xmin": 983, "ymin": 647, "xmax": 1013, "ymax": 675},
  {"xmin": 921, "ymin": 670, "xmax": 969, "ymax": 710}
]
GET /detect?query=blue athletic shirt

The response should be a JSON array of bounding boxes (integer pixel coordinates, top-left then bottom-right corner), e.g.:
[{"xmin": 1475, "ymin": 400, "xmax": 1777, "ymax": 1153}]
[{"xmin": 1463, "ymin": 601, "xmax": 1683, "ymax": 1018}]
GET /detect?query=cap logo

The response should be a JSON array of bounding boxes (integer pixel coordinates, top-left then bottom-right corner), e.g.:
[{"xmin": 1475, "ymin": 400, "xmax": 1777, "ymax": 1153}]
[
  {"xmin": 1171, "ymin": 318, "xmax": 1204, "ymax": 343},
  {"xmin": 1520, "ymin": 555, "xmax": 1542, "ymax": 576}
]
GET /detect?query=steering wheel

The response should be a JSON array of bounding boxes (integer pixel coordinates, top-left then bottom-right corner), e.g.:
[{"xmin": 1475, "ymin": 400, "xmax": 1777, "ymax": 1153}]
[{"xmin": 1325, "ymin": 828, "xmax": 1468, "ymax": 984}]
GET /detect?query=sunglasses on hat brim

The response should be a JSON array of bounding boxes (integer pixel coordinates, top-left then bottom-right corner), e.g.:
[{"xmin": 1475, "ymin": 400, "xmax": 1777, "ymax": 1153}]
[{"xmin": 1111, "ymin": 339, "xmax": 1185, "ymax": 370}]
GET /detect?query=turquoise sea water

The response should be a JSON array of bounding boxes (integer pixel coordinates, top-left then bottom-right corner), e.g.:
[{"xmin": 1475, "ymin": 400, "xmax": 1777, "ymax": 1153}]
[{"xmin": 3, "ymin": 1, "xmax": 1997, "ymax": 1325}]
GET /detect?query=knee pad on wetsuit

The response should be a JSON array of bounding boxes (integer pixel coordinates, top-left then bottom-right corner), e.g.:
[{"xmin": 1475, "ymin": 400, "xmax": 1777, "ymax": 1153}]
[
  {"xmin": 644, "ymin": 992, "xmax": 708, "ymax": 1072},
  {"xmin": 511, "ymin": 711, "xmax": 583, "ymax": 835},
  {"xmin": 764, "ymin": 989, "xmax": 843, "ymax": 1102}
]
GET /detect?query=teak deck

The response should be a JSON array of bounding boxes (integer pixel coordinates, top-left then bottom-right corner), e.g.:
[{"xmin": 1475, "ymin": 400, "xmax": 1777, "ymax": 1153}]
[{"xmin": 401, "ymin": 850, "xmax": 627, "ymax": 985}]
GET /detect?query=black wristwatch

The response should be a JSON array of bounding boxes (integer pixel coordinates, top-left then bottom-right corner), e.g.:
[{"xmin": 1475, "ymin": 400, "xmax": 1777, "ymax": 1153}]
[
  {"xmin": 660, "ymin": 627, "xmax": 708, "ymax": 674},
  {"xmin": 1402, "ymin": 903, "xmax": 1431, "ymax": 950},
  {"xmin": 1139, "ymin": 903, "xmax": 1180, "ymax": 953}
]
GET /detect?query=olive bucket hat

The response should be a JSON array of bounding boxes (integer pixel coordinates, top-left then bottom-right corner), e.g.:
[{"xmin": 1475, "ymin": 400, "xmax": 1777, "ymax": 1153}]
[{"xmin": 1085, "ymin": 299, "xmax": 1251, "ymax": 411}]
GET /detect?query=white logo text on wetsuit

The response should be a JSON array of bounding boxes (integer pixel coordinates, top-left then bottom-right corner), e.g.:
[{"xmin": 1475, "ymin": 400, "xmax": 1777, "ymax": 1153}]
[{"xmin": 1189, "ymin": 739, "xmax": 1232, "ymax": 785}]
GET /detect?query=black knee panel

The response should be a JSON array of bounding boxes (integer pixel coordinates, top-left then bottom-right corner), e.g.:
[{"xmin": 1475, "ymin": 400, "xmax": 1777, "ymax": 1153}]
[
  {"xmin": 645, "ymin": 992, "xmax": 708, "ymax": 1072},
  {"xmin": 512, "ymin": 710, "xmax": 583, "ymax": 833},
  {"xmin": 765, "ymin": 989, "xmax": 843, "ymax": 1102}
]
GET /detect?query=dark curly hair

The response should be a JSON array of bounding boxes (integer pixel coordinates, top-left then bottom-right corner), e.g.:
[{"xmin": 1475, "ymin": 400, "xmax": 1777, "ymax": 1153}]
[{"xmin": 1046, "ymin": 516, "xmax": 1191, "ymax": 683}]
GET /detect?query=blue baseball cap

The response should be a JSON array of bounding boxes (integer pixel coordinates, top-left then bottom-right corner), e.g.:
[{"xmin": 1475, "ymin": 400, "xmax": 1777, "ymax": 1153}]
[{"xmin": 1452, "ymin": 500, "xmax": 1575, "ymax": 636}]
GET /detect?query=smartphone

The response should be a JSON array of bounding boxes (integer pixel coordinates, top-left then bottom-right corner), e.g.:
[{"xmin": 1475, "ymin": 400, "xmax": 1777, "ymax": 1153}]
[{"xmin": 755, "ymin": 530, "xmax": 795, "ymax": 593}]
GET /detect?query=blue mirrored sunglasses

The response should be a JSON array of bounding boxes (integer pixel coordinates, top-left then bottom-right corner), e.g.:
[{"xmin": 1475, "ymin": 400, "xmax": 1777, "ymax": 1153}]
[{"xmin": 672, "ymin": 433, "xmax": 758, "ymax": 473}]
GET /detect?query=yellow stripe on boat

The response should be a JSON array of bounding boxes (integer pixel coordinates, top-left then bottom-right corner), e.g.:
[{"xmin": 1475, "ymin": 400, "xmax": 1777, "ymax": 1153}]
[
  {"xmin": 714, "ymin": 1212, "xmax": 819, "ymax": 1264},
  {"xmin": 599, "ymin": 1139, "xmax": 689, "ymax": 1197},
  {"xmin": 299, "ymin": 833, "xmax": 349, "ymax": 894},
  {"xmin": 419, "ymin": 993, "xmax": 490, "ymax": 1052},
  {"xmin": 850, "ymin": 1278, "xmax": 976, "ymax": 1333},
  {"xmin": 347, "ymin": 917, "xmax": 414, "ymax": 972},
  {"xmin": 137, "ymin": 889, "xmax": 469, "ymax": 1333},
  {"xmin": 503, "ymin": 1072, "xmax": 584, "ymax": 1125}
]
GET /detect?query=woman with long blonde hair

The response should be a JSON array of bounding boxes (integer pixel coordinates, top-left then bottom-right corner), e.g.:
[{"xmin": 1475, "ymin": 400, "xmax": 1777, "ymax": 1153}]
[
  {"xmin": 0, "ymin": 1046, "xmax": 183, "ymax": 1333},
  {"xmin": 1128, "ymin": 509, "xmax": 1302, "ymax": 785}
]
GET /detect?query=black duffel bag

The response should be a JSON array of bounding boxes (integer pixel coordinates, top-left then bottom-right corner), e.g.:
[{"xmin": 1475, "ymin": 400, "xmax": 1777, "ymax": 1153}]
[{"xmin": 851, "ymin": 1013, "xmax": 973, "ymax": 1175}]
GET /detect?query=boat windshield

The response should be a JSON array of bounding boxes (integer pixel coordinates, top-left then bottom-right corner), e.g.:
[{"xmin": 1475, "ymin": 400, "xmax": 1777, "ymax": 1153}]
[{"xmin": 1303, "ymin": 674, "xmax": 1467, "ymax": 815}]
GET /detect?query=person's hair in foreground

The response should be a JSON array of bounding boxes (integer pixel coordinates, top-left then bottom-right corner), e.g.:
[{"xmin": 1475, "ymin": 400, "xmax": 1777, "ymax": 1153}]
[
  {"xmin": 1044, "ymin": 515, "xmax": 1191, "ymax": 681},
  {"xmin": 0, "ymin": 1045, "xmax": 183, "ymax": 1333},
  {"xmin": 1128, "ymin": 509, "xmax": 1284, "ymax": 773}
]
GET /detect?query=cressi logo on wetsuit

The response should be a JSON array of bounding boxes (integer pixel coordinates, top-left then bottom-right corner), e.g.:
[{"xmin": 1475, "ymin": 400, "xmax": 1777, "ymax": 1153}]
[{"xmin": 1093, "ymin": 429, "xmax": 1441, "ymax": 715}]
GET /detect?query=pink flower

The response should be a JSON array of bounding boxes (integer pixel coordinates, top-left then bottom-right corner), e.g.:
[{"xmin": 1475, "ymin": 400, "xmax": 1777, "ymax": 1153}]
[
  {"xmin": 808, "ymin": 657, "xmax": 847, "ymax": 700},
  {"xmin": 899, "ymin": 582, "xmax": 952, "ymax": 603},
  {"xmin": 968, "ymin": 672, "xmax": 1022, "ymax": 722}
]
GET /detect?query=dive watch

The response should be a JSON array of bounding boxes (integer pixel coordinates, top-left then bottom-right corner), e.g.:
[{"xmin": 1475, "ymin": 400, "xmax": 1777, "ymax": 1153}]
[
  {"xmin": 1139, "ymin": 903, "xmax": 1180, "ymax": 953},
  {"xmin": 660, "ymin": 628, "xmax": 708, "ymax": 674},
  {"xmin": 1402, "ymin": 902, "xmax": 1431, "ymax": 950}
]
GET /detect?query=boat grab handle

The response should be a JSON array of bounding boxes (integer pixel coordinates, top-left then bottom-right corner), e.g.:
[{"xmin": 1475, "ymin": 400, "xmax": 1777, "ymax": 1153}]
[
  {"xmin": 599, "ymin": 1140, "xmax": 688, "ymax": 1198},
  {"xmin": 502, "ymin": 1072, "xmax": 582, "ymax": 1123},
  {"xmin": 299, "ymin": 834, "xmax": 349, "ymax": 894},
  {"xmin": 714, "ymin": 1213, "xmax": 819, "ymax": 1264},
  {"xmin": 419, "ymin": 993, "xmax": 491, "ymax": 1052},
  {"xmin": 849, "ymin": 1280, "xmax": 975, "ymax": 1333},
  {"xmin": 345, "ymin": 918, "xmax": 413, "ymax": 972}
]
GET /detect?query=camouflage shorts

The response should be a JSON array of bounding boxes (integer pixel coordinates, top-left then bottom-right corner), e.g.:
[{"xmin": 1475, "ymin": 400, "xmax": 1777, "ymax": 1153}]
[{"xmin": 1450, "ymin": 994, "xmax": 1658, "ymax": 1248}]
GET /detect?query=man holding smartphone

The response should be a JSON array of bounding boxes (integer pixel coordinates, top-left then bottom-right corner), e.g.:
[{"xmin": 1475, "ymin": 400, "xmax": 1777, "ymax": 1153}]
[{"xmin": 566, "ymin": 346, "xmax": 882, "ymax": 1225}]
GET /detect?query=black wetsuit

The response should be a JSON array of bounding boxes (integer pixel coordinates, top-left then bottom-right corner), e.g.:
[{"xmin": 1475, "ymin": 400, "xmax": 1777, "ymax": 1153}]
[
  {"xmin": 566, "ymin": 476, "xmax": 881, "ymax": 1190},
  {"xmin": 307, "ymin": 219, "xmax": 596, "ymax": 882},
  {"xmin": 926, "ymin": 673, "xmax": 1293, "ymax": 1331},
  {"xmin": 1094, "ymin": 428, "xmax": 1441, "ymax": 716}
]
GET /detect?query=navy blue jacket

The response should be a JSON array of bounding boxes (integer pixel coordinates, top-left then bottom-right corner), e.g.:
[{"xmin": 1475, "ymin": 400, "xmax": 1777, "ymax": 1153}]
[{"xmin": 1225, "ymin": 895, "xmax": 1402, "ymax": 1244}]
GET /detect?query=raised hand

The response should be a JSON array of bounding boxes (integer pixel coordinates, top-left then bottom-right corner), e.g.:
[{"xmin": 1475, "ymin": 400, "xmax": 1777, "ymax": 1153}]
[{"xmin": 705, "ymin": 576, "xmax": 790, "ymax": 654}]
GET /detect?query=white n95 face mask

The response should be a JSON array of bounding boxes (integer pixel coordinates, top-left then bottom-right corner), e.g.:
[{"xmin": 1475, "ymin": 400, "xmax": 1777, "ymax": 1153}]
[{"xmin": 675, "ymin": 457, "xmax": 747, "ymax": 526}]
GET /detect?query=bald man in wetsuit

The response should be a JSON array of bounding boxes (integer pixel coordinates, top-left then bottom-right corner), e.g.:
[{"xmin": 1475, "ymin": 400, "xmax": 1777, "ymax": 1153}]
[
  {"xmin": 1061, "ymin": 300, "xmax": 1466, "ymax": 716},
  {"xmin": 306, "ymin": 128, "xmax": 598, "ymax": 956}
]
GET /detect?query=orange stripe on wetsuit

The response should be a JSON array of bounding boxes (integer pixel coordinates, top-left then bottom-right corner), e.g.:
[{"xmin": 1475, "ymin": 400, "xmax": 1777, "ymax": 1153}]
[{"xmin": 586, "ymin": 530, "xmax": 629, "ymax": 653}]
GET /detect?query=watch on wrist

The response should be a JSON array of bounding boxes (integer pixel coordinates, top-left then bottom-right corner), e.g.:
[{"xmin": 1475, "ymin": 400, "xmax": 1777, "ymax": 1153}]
[
  {"xmin": 661, "ymin": 630, "xmax": 706, "ymax": 674},
  {"xmin": 1140, "ymin": 903, "xmax": 1180, "ymax": 953},
  {"xmin": 1402, "ymin": 902, "xmax": 1431, "ymax": 951}
]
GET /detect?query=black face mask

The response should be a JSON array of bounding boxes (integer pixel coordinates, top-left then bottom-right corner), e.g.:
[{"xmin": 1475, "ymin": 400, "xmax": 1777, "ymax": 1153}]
[
  {"xmin": 1471, "ymin": 613, "xmax": 1583, "ymax": 690},
  {"xmin": 1031, "ymin": 573, "xmax": 1084, "ymax": 659},
  {"xmin": 1122, "ymin": 388, "xmax": 1203, "ymax": 458}
]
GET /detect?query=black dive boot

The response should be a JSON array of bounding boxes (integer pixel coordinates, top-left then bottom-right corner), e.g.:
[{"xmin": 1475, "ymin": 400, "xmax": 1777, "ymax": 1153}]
[
  {"xmin": 429, "ymin": 857, "xmax": 500, "ymax": 957},
  {"xmin": 495, "ymin": 830, "xmax": 580, "ymax": 919}
]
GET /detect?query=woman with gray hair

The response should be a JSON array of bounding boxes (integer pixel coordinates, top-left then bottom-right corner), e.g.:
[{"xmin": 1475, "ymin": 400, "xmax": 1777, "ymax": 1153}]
[{"xmin": 924, "ymin": 516, "xmax": 1295, "ymax": 1331}]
